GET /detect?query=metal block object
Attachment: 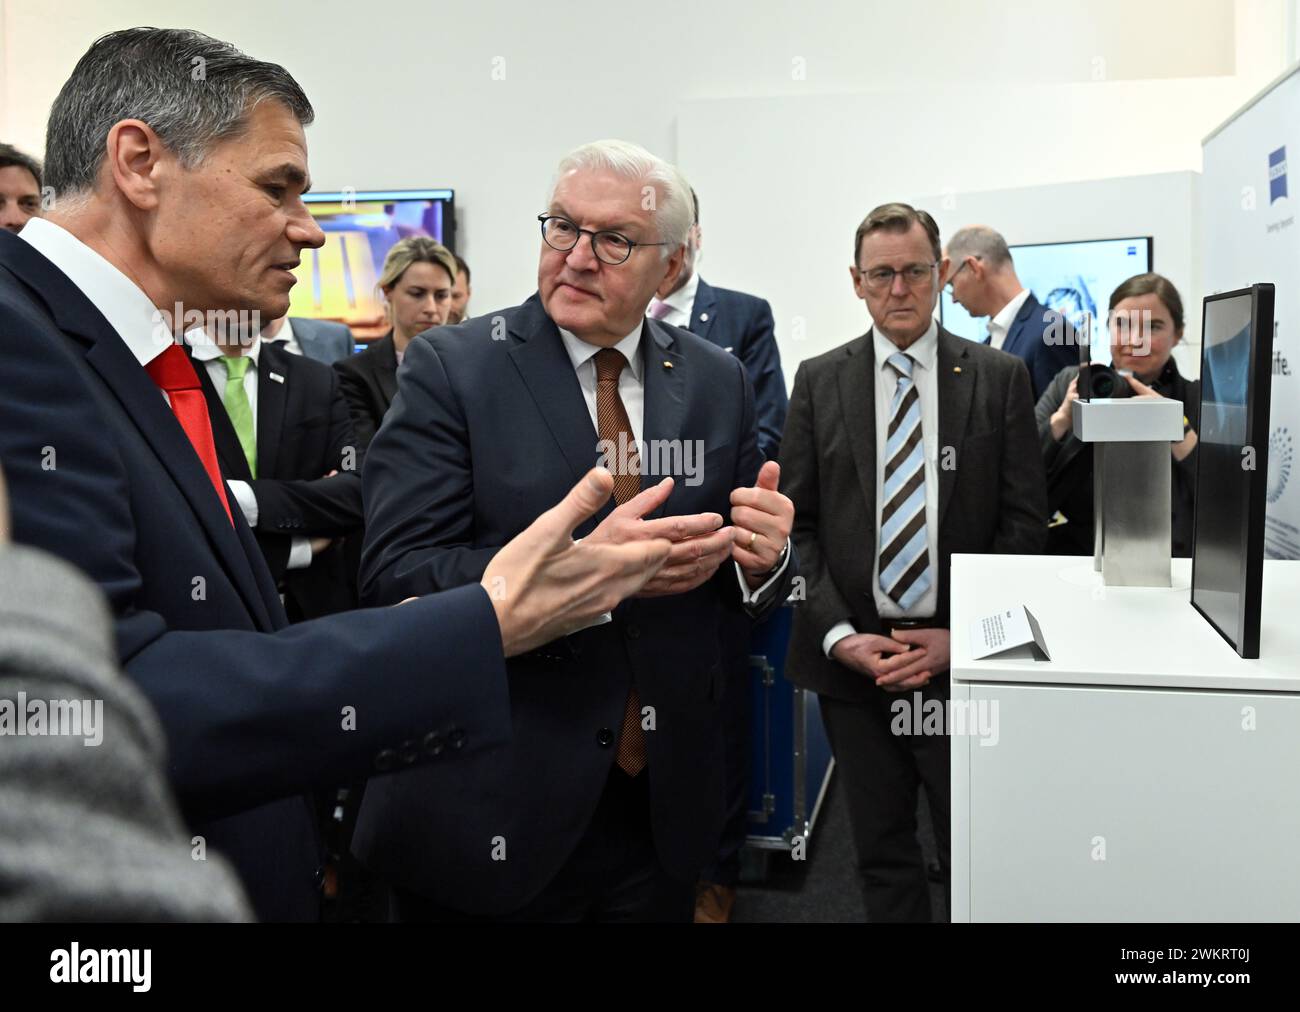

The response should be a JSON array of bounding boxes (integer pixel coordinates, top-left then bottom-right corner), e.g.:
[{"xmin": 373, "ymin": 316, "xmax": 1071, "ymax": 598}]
[{"xmin": 1074, "ymin": 398, "xmax": 1185, "ymax": 588}]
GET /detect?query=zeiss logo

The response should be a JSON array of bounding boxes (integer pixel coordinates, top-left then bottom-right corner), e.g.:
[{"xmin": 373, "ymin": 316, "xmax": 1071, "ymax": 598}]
[
  {"xmin": 1126, "ymin": 246, "xmax": 1137, "ymax": 255},
  {"xmin": 1269, "ymin": 146, "xmax": 1288, "ymax": 203}
]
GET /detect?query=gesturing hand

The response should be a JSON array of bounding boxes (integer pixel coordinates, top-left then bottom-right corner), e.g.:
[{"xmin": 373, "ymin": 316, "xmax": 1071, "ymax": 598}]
[
  {"xmin": 583, "ymin": 476, "xmax": 736, "ymax": 597},
  {"xmin": 731, "ymin": 460, "xmax": 795, "ymax": 588},
  {"xmin": 480, "ymin": 467, "xmax": 672, "ymax": 657}
]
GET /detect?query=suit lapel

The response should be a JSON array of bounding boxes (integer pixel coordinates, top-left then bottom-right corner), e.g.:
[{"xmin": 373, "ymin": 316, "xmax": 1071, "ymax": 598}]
[
  {"xmin": 937, "ymin": 328, "xmax": 975, "ymax": 532},
  {"xmin": 506, "ymin": 297, "xmax": 603, "ymax": 488},
  {"xmin": 257, "ymin": 343, "xmax": 289, "ymax": 479},
  {"xmin": 1002, "ymin": 293, "xmax": 1037, "ymax": 358},
  {"xmin": 374, "ymin": 334, "xmax": 399, "ymax": 407},
  {"xmin": 639, "ymin": 318, "xmax": 686, "ymax": 516},
  {"xmin": 837, "ymin": 332, "xmax": 877, "ymax": 525},
  {"xmin": 688, "ymin": 278, "xmax": 717, "ymax": 342}
]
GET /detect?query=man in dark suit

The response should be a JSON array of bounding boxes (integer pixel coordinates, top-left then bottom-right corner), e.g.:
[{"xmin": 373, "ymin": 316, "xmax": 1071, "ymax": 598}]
[
  {"xmin": 944, "ymin": 225, "xmax": 1078, "ymax": 399},
  {"xmin": 781, "ymin": 203, "xmax": 1045, "ymax": 922},
  {"xmin": 262, "ymin": 314, "xmax": 354, "ymax": 364},
  {"xmin": 0, "ymin": 28, "xmax": 671, "ymax": 922},
  {"xmin": 648, "ymin": 189, "xmax": 787, "ymax": 462},
  {"xmin": 352, "ymin": 140, "xmax": 798, "ymax": 921},
  {"xmin": 189, "ymin": 326, "xmax": 362, "ymax": 620},
  {"xmin": 647, "ymin": 186, "xmax": 789, "ymax": 921}
]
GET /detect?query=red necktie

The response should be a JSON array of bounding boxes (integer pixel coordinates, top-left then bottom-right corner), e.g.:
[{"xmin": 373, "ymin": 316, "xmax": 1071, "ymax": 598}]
[
  {"xmin": 145, "ymin": 344, "xmax": 234, "ymax": 525},
  {"xmin": 595, "ymin": 348, "xmax": 646, "ymax": 776}
]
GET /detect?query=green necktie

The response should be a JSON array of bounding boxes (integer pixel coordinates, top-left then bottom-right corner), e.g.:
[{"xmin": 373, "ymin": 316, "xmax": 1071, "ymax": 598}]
[{"xmin": 220, "ymin": 355, "xmax": 257, "ymax": 479}]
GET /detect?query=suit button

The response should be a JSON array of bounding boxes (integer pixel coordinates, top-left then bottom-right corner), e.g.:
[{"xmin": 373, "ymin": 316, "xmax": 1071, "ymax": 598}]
[
  {"xmin": 374, "ymin": 748, "xmax": 397, "ymax": 772},
  {"xmin": 625, "ymin": 624, "xmax": 641, "ymax": 640},
  {"xmin": 422, "ymin": 731, "xmax": 444, "ymax": 757},
  {"xmin": 597, "ymin": 728, "xmax": 614, "ymax": 747},
  {"xmin": 449, "ymin": 728, "xmax": 467, "ymax": 750},
  {"xmin": 399, "ymin": 739, "xmax": 418, "ymax": 765}
]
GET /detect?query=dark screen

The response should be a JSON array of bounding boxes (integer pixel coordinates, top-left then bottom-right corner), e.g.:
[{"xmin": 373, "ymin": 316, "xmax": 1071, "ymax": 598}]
[{"xmin": 1191, "ymin": 294, "xmax": 1254, "ymax": 648}]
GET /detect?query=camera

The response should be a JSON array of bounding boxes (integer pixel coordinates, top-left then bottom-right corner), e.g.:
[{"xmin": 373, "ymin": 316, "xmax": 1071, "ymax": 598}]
[{"xmin": 1079, "ymin": 363, "xmax": 1133, "ymax": 399}]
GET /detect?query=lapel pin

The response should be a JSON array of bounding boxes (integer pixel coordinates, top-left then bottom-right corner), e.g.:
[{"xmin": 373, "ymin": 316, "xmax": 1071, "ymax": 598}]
[
  {"xmin": 269, "ymin": 372, "xmax": 285, "ymax": 384},
  {"xmin": 953, "ymin": 366, "xmax": 962, "ymax": 374},
  {"xmin": 700, "ymin": 312, "xmax": 709, "ymax": 322},
  {"xmin": 724, "ymin": 346, "xmax": 734, "ymax": 353},
  {"xmin": 663, "ymin": 360, "xmax": 674, "ymax": 369}
]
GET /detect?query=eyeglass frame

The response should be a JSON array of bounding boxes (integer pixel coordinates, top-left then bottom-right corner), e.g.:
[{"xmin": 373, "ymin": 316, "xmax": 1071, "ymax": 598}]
[
  {"xmin": 537, "ymin": 213, "xmax": 671, "ymax": 265},
  {"xmin": 943, "ymin": 254, "xmax": 981, "ymax": 290},
  {"xmin": 854, "ymin": 260, "xmax": 941, "ymax": 291}
]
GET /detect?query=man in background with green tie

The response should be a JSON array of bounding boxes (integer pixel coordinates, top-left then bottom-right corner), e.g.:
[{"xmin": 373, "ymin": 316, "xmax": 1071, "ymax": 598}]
[{"xmin": 187, "ymin": 314, "xmax": 363, "ymax": 621}]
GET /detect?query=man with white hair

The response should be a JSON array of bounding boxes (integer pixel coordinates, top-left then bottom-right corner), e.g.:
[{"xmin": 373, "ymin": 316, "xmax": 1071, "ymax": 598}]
[
  {"xmin": 944, "ymin": 225, "xmax": 1077, "ymax": 399},
  {"xmin": 353, "ymin": 139, "xmax": 798, "ymax": 921}
]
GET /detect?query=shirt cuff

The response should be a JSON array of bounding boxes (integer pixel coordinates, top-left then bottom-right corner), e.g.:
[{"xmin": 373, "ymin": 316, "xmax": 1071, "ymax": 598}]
[
  {"xmin": 735, "ymin": 538, "xmax": 790, "ymax": 604},
  {"xmin": 288, "ymin": 537, "xmax": 313, "ymax": 570},
  {"xmin": 227, "ymin": 480, "xmax": 258, "ymax": 527},
  {"xmin": 823, "ymin": 621, "xmax": 857, "ymax": 658}
]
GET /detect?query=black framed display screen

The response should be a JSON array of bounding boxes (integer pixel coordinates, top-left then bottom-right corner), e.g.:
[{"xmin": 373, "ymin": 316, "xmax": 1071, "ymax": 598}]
[{"xmin": 1190, "ymin": 284, "xmax": 1275, "ymax": 658}]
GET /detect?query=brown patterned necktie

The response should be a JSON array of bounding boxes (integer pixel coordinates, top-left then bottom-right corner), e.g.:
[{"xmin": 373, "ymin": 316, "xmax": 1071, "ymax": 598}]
[{"xmin": 594, "ymin": 347, "xmax": 646, "ymax": 776}]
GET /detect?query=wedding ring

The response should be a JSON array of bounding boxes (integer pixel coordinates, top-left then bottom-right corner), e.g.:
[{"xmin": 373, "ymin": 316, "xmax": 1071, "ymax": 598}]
[{"xmin": 748, "ymin": 530, "xmax": 759, "ymax": 550}]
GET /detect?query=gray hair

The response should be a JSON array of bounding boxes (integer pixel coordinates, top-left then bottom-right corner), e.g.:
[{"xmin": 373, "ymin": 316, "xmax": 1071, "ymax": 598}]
[
  {"xmin": 946, "ymin": 225, "xmax": 1013, "ymax": 268},
  {"xmin": 44, "ymin": 28, "xmax": 313, "ymax": 198},
  {"xmin": 547, "ymin": 139, "xmax": 692, "ymax": 259}
]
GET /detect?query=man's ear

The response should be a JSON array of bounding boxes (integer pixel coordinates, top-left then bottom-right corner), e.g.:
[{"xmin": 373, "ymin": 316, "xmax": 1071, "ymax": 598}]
[
  {"xmin": 849, "ymin": 265, "xmax": 866, "ymax": 300},
  {"xmin": 105, "ymin": 119, "xmax": 167, "ymax": 211},
  {"xmin": 655, "ymin": 245, "xmax": 686, "ymax": 299}
]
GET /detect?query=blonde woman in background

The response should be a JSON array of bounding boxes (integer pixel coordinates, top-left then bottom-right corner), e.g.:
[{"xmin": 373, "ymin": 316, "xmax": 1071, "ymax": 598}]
[{"xmin": 334, "ymin": 237, "xmax": 458, "ymax": 449}]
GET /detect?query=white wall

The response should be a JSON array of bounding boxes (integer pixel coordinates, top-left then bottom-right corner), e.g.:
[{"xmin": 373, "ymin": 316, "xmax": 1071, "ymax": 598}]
[{"xmin": 0, "ymin": 0, "xmax": 1286, "ymax": 325}]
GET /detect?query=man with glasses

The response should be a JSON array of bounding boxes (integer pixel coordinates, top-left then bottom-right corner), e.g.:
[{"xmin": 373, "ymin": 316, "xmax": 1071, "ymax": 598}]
[
  {"xmin": 352, "ymin": 139, "xmax": 797, "ymax": 921},
  {"xmin": 944, "ymin": 225, "xmax": 1077, "ymax": 399},
  {"xmin": 779, "ymin": 203, "xmax": 1045, "ymax": 921}
]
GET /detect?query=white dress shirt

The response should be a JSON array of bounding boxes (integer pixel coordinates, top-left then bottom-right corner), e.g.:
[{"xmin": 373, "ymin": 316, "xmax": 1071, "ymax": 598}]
[
  {"xmin": 823, "ymin": 321, "xmax": 941, "ymax": 657},
  {"xmin": 646, "ymin": 269, "xmax": 700, "ymax": 330},
  {"xmin": 267, "ymin": 316, "xmax": 303, "ymax": 355},
  {"xmin": 986, "ymin": 288, "xmax": 1030, "ymax": 351},
  {"xmin": 557, "ymin": 321, "xmax": 788, "ymax": 606},
  {"xmin": 187, "ymin": 332, "xmax": 313, "ymax": 570}
]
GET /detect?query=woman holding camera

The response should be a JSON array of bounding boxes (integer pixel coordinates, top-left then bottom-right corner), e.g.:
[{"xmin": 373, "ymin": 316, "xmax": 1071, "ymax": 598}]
[{"xmin": 1035, "ymin": 272, "xmax": 1200, "ymax": 556}]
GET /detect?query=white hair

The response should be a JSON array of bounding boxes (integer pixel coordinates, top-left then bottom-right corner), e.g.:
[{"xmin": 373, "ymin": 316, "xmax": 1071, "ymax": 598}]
[{"xmin": 547, "ymin": 139, "xmax": 692, "ymax": 259}]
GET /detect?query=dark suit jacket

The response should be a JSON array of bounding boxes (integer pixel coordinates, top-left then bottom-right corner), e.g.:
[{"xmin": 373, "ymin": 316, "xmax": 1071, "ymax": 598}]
[
  {"xmin": 334, "ymin": 332, "xmax": 397, "ymax": 450},
  {"xmin": 0, "ymin": 229, "xmax": 511, "ymax": 922},
  {"xmin": 689, "ymin": 277, "xmax": 788, "ymax": 461},
  {"xmin": 780, "ymin": 326, "xmax": 1047, "ymax": 703},
  {"xmin": 1000, "ymin": 292, "xmax": 1080, "ymax": 400},
  {"xmin": 193, "ymin": 341, "xmax": 364, "ymax": 619},
  {"xmin": 352, "ymin": 293, "xmax": 797, "ymax": 914},
  {"xmin": 290, "ymin": 317, "xmax": 354, "ymax": 365}
]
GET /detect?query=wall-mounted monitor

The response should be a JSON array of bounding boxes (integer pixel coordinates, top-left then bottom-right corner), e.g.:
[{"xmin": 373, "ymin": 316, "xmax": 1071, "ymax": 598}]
[
  {"xmin": 288, "ymin": 188, "xmax": 455, "ymax": 343},
  {"xmin": 940, "ymin": 236, "xmax": 1153, "ymax": 364},
  {"xmin": 1190, "ymin": 283, "xmax": 1275, "ymax": 659}
]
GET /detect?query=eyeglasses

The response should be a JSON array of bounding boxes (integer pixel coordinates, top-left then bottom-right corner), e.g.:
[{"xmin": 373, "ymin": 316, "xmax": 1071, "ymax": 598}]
[
  {"xmin": 857, "ymin": 261, "xmax": 938, "ymax": 291},
  {"xmin": 944, "ymin": 256, "xmax": 977, "ymax": 290},
  {"xmin": 538, "ymin": 214, "xmax": 670, "ymax": 266}
]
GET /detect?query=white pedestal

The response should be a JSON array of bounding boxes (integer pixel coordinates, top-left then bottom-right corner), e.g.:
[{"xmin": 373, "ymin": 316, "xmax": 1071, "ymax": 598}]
[{"xmin": 950, "ymin": 554, "xmax": 1300, "ymax": 922}]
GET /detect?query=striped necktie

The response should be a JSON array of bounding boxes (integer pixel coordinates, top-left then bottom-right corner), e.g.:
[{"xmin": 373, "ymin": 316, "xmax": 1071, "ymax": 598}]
[{"xmin": 879, "ymin": 351, "xmax": 931, "ymax": 610}]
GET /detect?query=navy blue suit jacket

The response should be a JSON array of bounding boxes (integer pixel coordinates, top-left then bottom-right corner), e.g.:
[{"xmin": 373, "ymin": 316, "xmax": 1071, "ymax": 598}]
[
  {"xmin": 999, "ymin": 292, "xmax": 1079, "ymax": 400},
  {"xmin": 0, "ymin": 230, "xmax": 511, "ymax": 921},
  {"xmin": 689, "ymin": 278, "xmax": 788, "ymax": 461},
  {"xmin": 352, "ymin": 294, "xmax": 797, "ymax": 914}
]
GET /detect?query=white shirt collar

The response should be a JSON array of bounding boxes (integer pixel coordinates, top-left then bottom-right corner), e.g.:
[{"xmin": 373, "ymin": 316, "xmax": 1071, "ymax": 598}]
[
  {"xmin": 658, "ymin": 270, "xmax": 699, "ymax": 315},
  {"xmin": 18, "ymin": 217, "xmax": 175, "ymax": 368},
  {"xmin": 268, "ymin": 315, "xmax": 297, "ymax": 346},
  {"xmin": 186, "ymin": 330, "xmax": 263, "ymax": 367},
  {"xmin": 989, "ymin": 288, "xmax": 1031, "ymax": 336},
  {"xmin": 873, "ymin": 319, "xmax": 938, "ymax": 372},
  {"xmin": 558, "ymin": 320, "xmax": 645, "ymax": 382}
]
